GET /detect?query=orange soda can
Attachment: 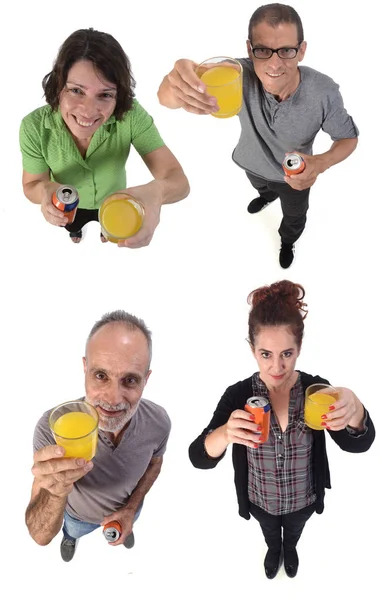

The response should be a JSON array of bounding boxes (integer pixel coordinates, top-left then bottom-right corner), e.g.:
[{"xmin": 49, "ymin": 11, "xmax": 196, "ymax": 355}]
[
  {"xmin": 103, "ymin": 520, "xmax": 122, "ymax": 542},
  {"xmin": 52, "ymin": 185, "xmax": 79, "ymax": 225},
  {"xmin": 244, "ymin": 396, "xmax": 271, "ymax": 443},
  {"xmin": 282, "ymin": 153, "xmax": 305, "ymax": 176}
]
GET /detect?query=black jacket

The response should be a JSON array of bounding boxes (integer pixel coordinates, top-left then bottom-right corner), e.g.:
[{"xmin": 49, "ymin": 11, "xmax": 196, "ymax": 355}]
[{"xmin": 189, "ymin": 372, "xmax": 375, "ymax": 519}]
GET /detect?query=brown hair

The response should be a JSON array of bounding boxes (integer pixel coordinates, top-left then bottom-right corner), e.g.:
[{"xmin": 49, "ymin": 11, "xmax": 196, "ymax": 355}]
[
  {"xmin": 42, "ymin": 28, "xmax": 136, "ymax": 120},
  {"xmin": 248, "ymin": 3, "xmax": 304, "ymax": 44},
  {"xmin": 247, "ymin": 280, "xmax": 308, "ymax": 348}
]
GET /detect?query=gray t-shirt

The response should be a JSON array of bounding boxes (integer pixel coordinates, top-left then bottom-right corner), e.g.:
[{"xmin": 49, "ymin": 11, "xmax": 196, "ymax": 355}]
[
  {"xmin": 33, "ymin": 398, "xmax": 171, "ymax": 523},
  {"xmin": 232, "ymin": 59, "xmax": 359, "ymax": 182}
]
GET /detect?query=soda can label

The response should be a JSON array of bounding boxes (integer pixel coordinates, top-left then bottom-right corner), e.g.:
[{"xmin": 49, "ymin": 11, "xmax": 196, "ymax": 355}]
[
  {"xmin": 52, "ymin": 185, "xmax": 79, "ymax": 225},
  {"xmin": 244, "ymin": 396, "xmax": 271, "ymax": 443}
]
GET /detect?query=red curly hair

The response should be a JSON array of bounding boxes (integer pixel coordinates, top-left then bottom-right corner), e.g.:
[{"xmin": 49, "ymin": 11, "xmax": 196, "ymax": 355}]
[{"xmin": 247, "ymin": 280, "xmax": 308, "ymax": 348}]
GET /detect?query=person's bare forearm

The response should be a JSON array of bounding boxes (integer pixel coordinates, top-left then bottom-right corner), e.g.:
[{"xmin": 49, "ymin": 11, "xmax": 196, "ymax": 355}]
[
  {"xmin": 123, "ymin": 459, "xmax": 163, "ymax": 514},
  {"xmin": 204, "ymin": 425, "xmax": 229, "ymax": 458},
  {"xmin": 315, "ymin": 138, "xmax": 358, "ymax": 174},
  {"xmin": 25, "ymin": 489, "xmax": 67, "ymax": 545},
  {"xmin": 154, "ymin": 167, "xmax": 190, "ymax": 205},
  {"xmin": 23, "ymin": 180, "xmax": 57, "ymax": 205}
]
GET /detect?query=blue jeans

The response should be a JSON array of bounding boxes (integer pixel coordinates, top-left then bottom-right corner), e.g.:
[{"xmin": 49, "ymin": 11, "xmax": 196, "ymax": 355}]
[{"xmin": 63, "ymin": 504, "xmax": 143, "ymax": 541}]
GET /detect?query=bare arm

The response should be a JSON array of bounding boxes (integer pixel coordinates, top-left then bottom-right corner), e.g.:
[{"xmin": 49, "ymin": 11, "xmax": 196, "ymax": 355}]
[
  {"xmin": 142, "ymin": 146, "xmax": 190, "ymax": 205},
  {"xmin": 22, "ymin": 170, "xmax": 68, "ymax": 226},
  {"xmin": 100, "ymin": 456, "xmax": 164, "ymax": 545},
  {"xmin": 124, "ymin": 456, "xmax": 163, "ymax": 514},
  {"xmin": 285, "ymin": 138, "xmax": 359, "ymax": 191},
  {"xmin": 315, "ymin": 138, "xmax": 358, "ymax": 174},
  {"xmin": 25, "ymin": 481, "xmax": 67, "ymax": 546},
  {"xmin": 117, "ymin": 146, "xmax": 190, "ymax": 248},
  {"xmin": 25, "ymin": 446, "xmax": 94, "ymax": 546}
]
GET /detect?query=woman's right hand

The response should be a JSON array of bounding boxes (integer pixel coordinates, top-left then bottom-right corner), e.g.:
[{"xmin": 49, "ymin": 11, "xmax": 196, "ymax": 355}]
[
  {"xmin": 41, "ymin": 183, "xmax": 69, "ymax": 227},
  {"xmin": 224, "ymin": 409, "xmax": 264, "ymax": 448},
  {"xmin": 159, "ymin": 59, "xmax": 219, "ymax": 115},
  {"xmin": 31, "ymin": 445, "xmax": 93, "ymax": 498}
]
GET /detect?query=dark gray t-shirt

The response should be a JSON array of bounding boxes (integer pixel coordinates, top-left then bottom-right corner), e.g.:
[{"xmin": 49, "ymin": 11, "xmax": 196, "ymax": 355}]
[
  {"xmin": 33, "ymin": 398, "xmax": 171, "ymax": 523},
  {"xmin": 232, "ymin": 59, "xmax": 359, "ymax": 182}
]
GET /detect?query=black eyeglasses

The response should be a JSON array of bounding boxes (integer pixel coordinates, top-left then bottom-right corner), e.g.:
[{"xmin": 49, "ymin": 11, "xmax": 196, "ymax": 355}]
[{"xmin": 250, "ymin": 44, "xmax": 301, "ymax": 59}]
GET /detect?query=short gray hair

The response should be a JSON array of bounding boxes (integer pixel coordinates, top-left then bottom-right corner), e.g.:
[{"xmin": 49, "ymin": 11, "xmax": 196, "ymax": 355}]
[{"xmin": 86, "ymin": 310, "xmax": 152, "ymax": 367}]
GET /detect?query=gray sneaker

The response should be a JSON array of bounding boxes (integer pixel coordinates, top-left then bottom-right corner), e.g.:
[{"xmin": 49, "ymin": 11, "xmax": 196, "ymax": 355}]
[
  {"xmin": 123, "ymin": 531, "xmax": 135, "ymax": 549},
  {"xmin": 60, "ymin": 536, "xmax": 78, "ymax": 562}
]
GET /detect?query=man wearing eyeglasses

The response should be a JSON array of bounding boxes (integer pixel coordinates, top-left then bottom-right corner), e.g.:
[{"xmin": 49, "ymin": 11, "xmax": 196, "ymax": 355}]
[{"xmin": 157, "ymin": 3, "xmax": 358, "ymax": 268}]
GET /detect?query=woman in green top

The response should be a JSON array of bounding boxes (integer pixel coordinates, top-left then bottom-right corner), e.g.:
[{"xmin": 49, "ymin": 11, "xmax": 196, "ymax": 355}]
[{"xmin": 20, "ymin": 28, "xmax": 189, "ymax": 246}]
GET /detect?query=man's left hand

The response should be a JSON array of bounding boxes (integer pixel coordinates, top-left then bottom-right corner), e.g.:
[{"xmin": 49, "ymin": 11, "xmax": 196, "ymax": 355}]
[
  {"xmin": 117, "ymin": 181, "xmax": 163, "ymax": 249},
  {"xmin": 101, "ymin": 507, "xmax": 136, "ymax": 546},
  {"xmin": 284, "ymin": 152, "xmax": 323, "ymax": 191}
]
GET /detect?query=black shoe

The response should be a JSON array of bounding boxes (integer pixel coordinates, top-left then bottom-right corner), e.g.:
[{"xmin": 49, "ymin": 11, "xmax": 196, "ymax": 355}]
[
  {"xmin": 264, "ymin": 547, "xmax": 283, "ymax": 579},
  {"xmin": 279, "ymin": 242, "xmax": 294, "ymax": 268},
  {"xmin": 247, "ymin": 196, "xmax": 271, "ymax": 214},
  {"xmin": 60, "ymin": 536, "xmax": 78, "ymax": 562},
  {"xmin": 284, "ymin": 547, "xmax": 299, "ymax": 578},
  {"xmin": 123, "ymin": 531, "xmax": 135, "ymax": 549}
]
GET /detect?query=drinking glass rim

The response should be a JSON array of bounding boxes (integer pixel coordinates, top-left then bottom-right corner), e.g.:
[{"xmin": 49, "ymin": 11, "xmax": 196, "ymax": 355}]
[
  {"xmin": 49, "ymin": 400, "xmax": 99, "ymax": 440},
  {"xmin": 196, "ymin": 56, "xmax": 243, "ymax": 87},
  {"xmin": 306, "ymin": 384, "xmax": 338, "ymax": 402}
]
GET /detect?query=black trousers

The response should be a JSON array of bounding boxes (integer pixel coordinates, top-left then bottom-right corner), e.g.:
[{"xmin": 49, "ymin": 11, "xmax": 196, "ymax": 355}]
[
  {"xmin": 65, "ymin": 208, "xmax": 99, "ymax": 234},
  {"xmin": 249, "ymin": 502, "xmax": 316, "ymax": 551},
  {"xmin": 246, "ymin": 171, "xmax": 311, "ymax": 245}
]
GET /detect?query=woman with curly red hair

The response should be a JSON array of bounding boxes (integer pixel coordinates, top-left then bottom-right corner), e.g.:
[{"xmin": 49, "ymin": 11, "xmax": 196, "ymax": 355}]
[{"xmin": 189, "ymin": 280, "xmax": 375, "ymax": 579}]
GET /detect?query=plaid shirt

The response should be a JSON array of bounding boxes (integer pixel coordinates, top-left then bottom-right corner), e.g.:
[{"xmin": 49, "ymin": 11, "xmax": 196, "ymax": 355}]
[{"xmin": 247, "ymin": 372, "xmax": 316, "ymax": 515}]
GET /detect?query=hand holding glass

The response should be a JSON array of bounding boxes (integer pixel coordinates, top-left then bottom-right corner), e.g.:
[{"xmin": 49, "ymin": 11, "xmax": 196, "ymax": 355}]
[{"xmin": 196, "ymin": 57, "xmax": 243, "ymax": 119}]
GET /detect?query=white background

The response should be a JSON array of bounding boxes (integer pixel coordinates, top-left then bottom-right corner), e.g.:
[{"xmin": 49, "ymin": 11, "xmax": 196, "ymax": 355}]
[{"xmin": 1, "ymin": 0, "xmax": 380, "ymax": 598}]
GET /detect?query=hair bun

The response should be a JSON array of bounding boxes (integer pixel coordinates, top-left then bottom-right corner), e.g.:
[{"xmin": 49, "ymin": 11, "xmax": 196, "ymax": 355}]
[{"xmin": 248, "ymin": 280, "xmax": 308, "ymax": 319}]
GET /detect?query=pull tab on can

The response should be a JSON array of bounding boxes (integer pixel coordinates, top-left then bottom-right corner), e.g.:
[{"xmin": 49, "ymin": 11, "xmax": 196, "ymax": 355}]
[
  {"xmin": 52, "ymin": 184, "xmax": 80, "ymax": 225},
  {"xmin": 282, "ymin": 153, "xmax": 305, "ymax": 176},
  {"xmin": 103, "ymin": 520, "xmax": 122, "ymax": 542}
]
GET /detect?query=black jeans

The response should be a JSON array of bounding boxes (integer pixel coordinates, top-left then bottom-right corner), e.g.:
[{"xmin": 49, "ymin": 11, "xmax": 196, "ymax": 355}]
[
  {"xmin": 249, "ymin": 502, "xmax": 316, "ymax": 551},
  {"xmin": 65, "ymin": 208, "xmax": 99, "ymax": 234},
  {"xmin": 246, "ymin": 171, "xmax": 311, "ymax": 244}
]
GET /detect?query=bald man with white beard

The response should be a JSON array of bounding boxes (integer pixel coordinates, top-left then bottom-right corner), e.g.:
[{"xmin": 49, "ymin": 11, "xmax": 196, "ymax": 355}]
[{"xmin": 26, "ymin": 310, "xmax": 171, "ymax": 562}]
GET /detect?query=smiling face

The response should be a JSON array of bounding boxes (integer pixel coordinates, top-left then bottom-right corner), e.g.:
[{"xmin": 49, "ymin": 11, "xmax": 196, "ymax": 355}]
[
  {"xmin": 59, "ymin": 59, "xmax": 117, "ymax": 142},
  {"xmin": 251, "ymin": 325, "xmax": 300, "ymax": 390},
  {"xmin": 246, "ymin": 21, "xmax": 306, "ymax": 98},
  {"xmin": 83, "ymin": 323, "xmax": 151, "ymax": 436}
]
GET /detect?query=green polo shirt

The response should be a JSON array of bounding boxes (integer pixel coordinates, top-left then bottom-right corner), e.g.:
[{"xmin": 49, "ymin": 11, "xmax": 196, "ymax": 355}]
[{"xmin": 19, "ymin": 100, "xmax": 165, "ymax": 209}]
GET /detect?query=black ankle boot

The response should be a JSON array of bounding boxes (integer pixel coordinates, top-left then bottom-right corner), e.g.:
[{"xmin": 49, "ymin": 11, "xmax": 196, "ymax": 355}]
[
  {"xmin": 264, "ymin": 547, "xmax": 283, "ymax": 579},
  {"xmin": 279, "ymin": 242, "xmax": 294, "ymax": 268},
  {"xmin": 284, "ymin": 547, "xmax": 299, "ymax": 577}
]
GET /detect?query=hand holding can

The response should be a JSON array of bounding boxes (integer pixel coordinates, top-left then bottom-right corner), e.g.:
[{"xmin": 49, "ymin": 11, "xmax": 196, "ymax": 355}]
[
  {"xmin": 224, "ymin": 408, "xmax": 263, "ymax": 448},
  {"xmin": 40, "ymin": 183, "xmax": 69, "ymax": 226},
  {"xmin": 244, "ymin": 397, "xmax": 271, "ymax": 444}
]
